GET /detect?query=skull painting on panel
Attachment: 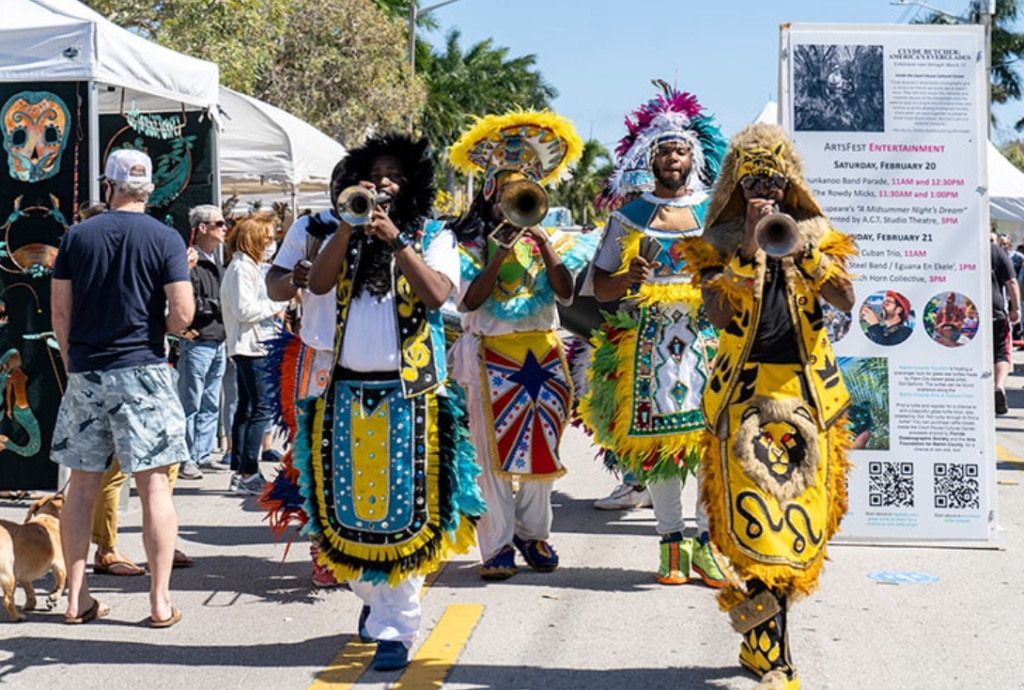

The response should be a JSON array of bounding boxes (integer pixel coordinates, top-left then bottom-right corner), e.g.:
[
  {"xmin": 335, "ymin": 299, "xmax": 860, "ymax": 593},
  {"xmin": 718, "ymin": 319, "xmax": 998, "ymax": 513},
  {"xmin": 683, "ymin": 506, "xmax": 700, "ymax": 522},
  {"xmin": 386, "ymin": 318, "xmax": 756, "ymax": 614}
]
[{"xmin": 1, "ymin": 91, "xmax": 70, "ymax": 183}]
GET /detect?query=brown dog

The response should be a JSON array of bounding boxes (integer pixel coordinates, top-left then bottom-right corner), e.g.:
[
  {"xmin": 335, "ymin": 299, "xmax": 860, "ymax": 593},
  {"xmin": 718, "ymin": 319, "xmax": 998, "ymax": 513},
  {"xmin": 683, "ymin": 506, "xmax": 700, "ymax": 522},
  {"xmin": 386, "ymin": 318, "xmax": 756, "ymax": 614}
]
[{"xmin": 0, "ymin": 494, "xmax": 66, "ymax": 622}]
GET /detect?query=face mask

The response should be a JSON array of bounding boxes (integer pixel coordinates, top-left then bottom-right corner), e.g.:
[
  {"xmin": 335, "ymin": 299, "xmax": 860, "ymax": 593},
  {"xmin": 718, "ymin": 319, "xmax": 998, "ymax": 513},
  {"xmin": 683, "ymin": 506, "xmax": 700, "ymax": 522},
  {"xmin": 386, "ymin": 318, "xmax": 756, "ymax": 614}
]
[{"xmin": 262, "ymin": 239, "xmax": 277, "ymax": 262}]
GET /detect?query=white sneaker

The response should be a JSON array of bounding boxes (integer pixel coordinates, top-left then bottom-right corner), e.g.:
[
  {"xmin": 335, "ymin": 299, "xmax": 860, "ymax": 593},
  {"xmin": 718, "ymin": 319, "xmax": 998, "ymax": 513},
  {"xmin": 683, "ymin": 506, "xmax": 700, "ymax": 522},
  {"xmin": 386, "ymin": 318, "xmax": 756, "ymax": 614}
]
[
  {"xmin": 593, "ymin": 482, "xmax": 653, "ymax": 510},
  {"xmin": 234, "ymin": 472, "xmax": 267, "ymax": 495},
  {"xmin": 179, "ymin": 463, "xmax": 203, "ymax": 480}
]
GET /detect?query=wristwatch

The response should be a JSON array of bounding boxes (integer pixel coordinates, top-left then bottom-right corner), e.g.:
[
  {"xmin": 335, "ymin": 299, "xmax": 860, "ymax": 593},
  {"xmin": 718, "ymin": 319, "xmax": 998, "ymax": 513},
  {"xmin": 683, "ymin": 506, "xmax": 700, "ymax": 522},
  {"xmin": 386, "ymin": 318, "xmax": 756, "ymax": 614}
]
[{"xmin": 388, "ymin": 234, "xmax": 410, "ymax": 252}]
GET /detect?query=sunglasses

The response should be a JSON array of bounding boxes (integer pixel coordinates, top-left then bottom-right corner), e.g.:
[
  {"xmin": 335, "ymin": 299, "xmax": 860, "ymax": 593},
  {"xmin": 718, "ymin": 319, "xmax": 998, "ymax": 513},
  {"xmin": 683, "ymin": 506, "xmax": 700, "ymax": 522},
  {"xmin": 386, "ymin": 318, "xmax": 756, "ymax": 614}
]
[
  {"xmin": 740, "ymin": 174, "xmax": 788, "ymax": 191},
  {"xmin": 207, "ymin": 220, "xmax": 228, "ymax": 228}
]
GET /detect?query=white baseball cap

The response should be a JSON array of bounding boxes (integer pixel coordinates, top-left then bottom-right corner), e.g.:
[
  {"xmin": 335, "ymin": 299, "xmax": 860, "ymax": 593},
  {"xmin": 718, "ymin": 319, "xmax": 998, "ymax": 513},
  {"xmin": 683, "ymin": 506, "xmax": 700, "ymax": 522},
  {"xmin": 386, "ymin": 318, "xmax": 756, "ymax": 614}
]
[{"xmin": 101, "ymin": 149, "xmax": 152, "ymax": 184}]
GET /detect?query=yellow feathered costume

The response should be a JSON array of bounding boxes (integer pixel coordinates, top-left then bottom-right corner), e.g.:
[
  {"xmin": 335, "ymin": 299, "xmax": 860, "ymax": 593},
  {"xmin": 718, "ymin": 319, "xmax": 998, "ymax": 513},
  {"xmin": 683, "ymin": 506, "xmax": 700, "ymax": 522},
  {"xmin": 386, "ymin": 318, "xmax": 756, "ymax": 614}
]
[{"xmin": 682, "ymin": 124, "xmax": 857, "ymax": 689}]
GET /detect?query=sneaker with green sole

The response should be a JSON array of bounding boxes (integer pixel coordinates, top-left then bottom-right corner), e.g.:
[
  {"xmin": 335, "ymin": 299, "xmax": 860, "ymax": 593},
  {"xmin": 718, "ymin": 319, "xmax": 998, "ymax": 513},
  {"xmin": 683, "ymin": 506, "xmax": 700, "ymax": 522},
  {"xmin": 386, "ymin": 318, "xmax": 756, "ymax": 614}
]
[
  {"xmin": 657, "ymin": 533, "xmax": 692, "ymax": 585},
  {"xmin": 691, "ymin": 533, "xmax": 739, "ymax": 588}
]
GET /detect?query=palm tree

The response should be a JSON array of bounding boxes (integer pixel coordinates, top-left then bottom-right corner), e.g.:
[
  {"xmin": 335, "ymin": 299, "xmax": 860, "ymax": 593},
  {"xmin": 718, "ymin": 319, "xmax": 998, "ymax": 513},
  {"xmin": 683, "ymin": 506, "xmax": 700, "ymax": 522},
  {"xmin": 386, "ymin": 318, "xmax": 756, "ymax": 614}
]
[
  {"xmin": 417, "ymin": 29, "xmax": 558, "ymax": 192},
  {"xmin": 552, "ymin": 140, "xmax": 613, "ymax": 225},
  {"xmin": 918, "ymin": 0, "xmax": 1024, "ymax": 128}
]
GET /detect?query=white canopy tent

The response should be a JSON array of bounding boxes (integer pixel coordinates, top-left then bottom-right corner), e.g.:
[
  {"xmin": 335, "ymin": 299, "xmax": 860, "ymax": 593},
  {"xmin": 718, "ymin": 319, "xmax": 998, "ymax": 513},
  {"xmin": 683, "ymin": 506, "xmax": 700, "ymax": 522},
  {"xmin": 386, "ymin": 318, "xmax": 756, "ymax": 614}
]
[
  {"xmin": 754, "ymin": 102, "xmax": 1024, "ymax": 225},
  {"xmin": 218, "ymin": 87, "xmax": 346, "ymax": 218},
  {"xmin": 988, "ymin": 140, "xmax": 1024, "ymax": 223},
  {"xmin": 0, "ymin": 0, "xmax": 218, "ymax": 109},
  {"xmin": 0, "ymin": 0, "xmax": 220, "ymax": 199}
]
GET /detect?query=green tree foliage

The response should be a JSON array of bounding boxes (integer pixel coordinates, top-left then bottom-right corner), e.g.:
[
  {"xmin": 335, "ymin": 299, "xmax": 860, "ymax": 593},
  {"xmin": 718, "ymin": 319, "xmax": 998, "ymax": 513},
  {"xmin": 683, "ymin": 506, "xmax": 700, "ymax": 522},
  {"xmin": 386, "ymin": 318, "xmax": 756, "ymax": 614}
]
[
  {"xmin": 918, "ymin": 0, "xmax": 1024, "ymax": 128},
  {"xmin": 417, "ymin": 29, "xmax": 558, "ymax": 189},
  {"xmin": 86, "ymin": 0, "xmax": 425, "ymax": 147},
  {"xmin": 551, "ymin": 140, "xmax": 613, "ymax": 225},
  {"xmin": 256, "ymin": 0, "xmax": 425, "ymax": 147},
  {"xmin": 1003, "ymin": 139, "xmax": 1024, "ymax": 170}
]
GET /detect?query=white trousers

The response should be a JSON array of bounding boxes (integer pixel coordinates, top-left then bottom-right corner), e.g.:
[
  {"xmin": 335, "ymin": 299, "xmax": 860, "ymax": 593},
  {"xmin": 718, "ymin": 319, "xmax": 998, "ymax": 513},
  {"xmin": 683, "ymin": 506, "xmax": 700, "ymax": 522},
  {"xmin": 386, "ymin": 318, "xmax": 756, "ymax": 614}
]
[
  {"xmin": 648, "ymin": 475, "xmax": 709, "ymax": 537},
  {"xmin": 349, "ymin": 575, "xmax": 425, "ymax": 649},
  {"xmin": 475, "ymin": 458, "xmax": 554, "ymax": 563}
]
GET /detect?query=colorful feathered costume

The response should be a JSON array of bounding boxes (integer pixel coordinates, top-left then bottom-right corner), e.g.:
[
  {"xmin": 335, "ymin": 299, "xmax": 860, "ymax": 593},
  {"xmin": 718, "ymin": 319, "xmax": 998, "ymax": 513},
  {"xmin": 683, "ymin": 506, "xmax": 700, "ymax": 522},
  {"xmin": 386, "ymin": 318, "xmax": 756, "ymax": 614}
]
[
  {"xmin": 682, "ymin": 123, "xmax": 856, "ymax": 690},
  {"xmin": 448, "ymin": 111, "xmax": 596, "ymax": 578},
  {"xmin": 261, "ymin": 136, "xmax": 484, "ymax": 658},
  {"xmin": 577, "ymin": 86, "xmax": 734, "ymax": 586}
]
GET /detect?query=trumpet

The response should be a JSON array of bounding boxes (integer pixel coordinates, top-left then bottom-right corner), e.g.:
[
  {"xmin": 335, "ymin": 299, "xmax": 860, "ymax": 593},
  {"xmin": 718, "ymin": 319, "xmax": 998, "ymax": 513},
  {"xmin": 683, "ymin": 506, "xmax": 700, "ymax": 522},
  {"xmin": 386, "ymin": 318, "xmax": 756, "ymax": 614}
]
[
  {"xmin": 336, "ymin": 185, "xmax": 392, "ymax": 226},
  {"xmin": 489, "ymin": 179, "xmax": 550, "ymax": 249},
  {"xmin": 755, "ymin": 207, "xmax": 799, "ymax": 258}
]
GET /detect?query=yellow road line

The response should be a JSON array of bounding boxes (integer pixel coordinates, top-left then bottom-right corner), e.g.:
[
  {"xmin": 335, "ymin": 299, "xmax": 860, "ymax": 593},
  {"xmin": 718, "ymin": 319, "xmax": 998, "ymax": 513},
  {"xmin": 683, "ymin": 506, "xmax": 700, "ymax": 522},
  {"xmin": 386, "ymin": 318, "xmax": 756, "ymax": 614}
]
[
  {"xmin": 394, "ymin": 604, "xmax": 484, "ymax": 690},
  {"xmin": 304, "ymin": 558, "xmax": 467, "ymax": 689},
  {"xmin": 996, "ymin": 445, "xmax": 1024, "ymax": 473},
  {"xmin": 306, "ymin": 642, "xmax": 376, "ymax": 690}
]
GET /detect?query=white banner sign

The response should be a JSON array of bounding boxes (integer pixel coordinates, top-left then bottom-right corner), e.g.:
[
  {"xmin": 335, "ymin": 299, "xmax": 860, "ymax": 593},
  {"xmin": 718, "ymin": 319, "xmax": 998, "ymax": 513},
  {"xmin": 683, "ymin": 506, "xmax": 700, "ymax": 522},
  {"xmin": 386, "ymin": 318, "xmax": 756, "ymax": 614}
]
[{"xmin": 780, "ymin": 24, "xmax": 999, "ymax": 546}]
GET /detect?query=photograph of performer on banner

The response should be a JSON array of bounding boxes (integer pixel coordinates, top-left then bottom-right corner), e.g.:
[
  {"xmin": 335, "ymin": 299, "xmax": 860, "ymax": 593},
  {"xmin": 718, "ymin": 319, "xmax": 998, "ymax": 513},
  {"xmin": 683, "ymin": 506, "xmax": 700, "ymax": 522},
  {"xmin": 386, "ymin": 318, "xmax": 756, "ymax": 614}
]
[
  {"xmin": 923, "ymin": 290, "xmax": 979, "ymax": 348},
  {"xmin": 860, "ymin": 289, "xmax": 914, "ymax": 345}
]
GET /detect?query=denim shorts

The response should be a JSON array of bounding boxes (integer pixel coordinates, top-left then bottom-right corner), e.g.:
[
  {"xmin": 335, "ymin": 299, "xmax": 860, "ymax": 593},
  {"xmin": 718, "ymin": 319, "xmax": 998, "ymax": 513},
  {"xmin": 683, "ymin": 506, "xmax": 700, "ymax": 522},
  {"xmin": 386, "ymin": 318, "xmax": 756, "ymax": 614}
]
[{"xmin": 51, "ymin": 363, "xmax": 187, "ymax": 474}]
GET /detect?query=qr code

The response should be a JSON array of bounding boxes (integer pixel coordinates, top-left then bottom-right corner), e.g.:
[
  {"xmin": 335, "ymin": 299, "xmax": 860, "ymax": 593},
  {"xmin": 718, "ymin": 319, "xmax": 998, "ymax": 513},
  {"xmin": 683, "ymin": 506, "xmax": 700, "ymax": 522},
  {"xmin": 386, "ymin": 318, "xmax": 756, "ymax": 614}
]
[
  {"xmin": 933, "ymin": 463, "xmax": 980, "ymax": 510},
  {"xmin": 868, "ymin": 461, "xmax": 914, "ymax": 507}
]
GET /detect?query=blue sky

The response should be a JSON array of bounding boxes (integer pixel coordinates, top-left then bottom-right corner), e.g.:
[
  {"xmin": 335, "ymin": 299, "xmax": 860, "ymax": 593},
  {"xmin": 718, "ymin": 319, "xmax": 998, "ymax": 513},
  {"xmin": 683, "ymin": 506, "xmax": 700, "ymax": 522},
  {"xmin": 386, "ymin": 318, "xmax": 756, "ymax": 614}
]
[{"xmin": 423, "ymin": 0, "xmax": 1024, "ymax": 148}]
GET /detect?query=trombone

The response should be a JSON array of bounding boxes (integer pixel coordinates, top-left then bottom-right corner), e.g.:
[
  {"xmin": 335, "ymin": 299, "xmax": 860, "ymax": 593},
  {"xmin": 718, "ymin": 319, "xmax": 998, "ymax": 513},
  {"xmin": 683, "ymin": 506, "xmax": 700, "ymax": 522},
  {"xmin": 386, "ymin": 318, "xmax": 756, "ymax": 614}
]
[
  {"xmin": 489, "ymin": 179, "xmax": 549, "ymax": 249},
  {"xmin": 336, "ymin": 185, "xmax": 392, "ymax": 226}
]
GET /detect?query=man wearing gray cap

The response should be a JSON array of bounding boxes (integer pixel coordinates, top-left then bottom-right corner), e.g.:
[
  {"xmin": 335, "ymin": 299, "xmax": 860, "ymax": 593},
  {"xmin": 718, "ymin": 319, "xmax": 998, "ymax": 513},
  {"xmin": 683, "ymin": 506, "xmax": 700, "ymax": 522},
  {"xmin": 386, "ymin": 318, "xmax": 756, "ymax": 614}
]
[{"xmin": 51, "ymin": 148, "xmax": 194, "ymax": 627}]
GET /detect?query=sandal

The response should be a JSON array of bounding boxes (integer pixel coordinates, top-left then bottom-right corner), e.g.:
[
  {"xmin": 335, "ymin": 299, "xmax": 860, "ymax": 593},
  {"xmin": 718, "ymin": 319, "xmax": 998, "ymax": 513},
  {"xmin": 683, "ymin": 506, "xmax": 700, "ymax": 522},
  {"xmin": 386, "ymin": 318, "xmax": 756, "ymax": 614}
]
[
  {"xmin": 172, "ymin": 549, "xmax": 195, "ymax": 568},
  {"xmin": 92, "ymin": 548, "xmax": 145, "ymax": 573},
  {"xmin": 148, "ymin": 607, "xmax": 182, "ymax": 629},
  {"xmin": 64, "ymin": 599, "xmax": 110, "ymax": 625},
  {"xmin": 94, "ymin": 552, "xmax": 146, "ymax": 576},
  {"xmin": 0, "ymin": 490, "xmax": 44, "ymax": 502}
]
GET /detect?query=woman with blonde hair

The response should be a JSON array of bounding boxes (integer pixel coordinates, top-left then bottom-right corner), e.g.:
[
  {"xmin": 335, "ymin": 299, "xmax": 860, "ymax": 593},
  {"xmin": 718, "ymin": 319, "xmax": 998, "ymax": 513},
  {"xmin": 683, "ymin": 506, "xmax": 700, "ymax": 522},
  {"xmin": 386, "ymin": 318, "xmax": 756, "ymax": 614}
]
[{"xmin": 220, "ymin": 213, "xmax": 287, "ymax": 494}]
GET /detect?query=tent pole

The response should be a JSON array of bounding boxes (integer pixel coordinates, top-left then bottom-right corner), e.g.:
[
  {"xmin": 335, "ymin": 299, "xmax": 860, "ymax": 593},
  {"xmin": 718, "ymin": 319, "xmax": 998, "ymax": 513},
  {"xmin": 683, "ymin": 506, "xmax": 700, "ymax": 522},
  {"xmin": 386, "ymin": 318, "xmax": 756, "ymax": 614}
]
[
  {"xmin": 210, "ymin": 115, "xmax": 221, "ymax": 207},
  {"xmin": 89, "ymin": 82, "xmax": 100, "ymax": 205},
  {"xmin": 291, "ymin": 185, "xmax": 297, "ymax": 228}
]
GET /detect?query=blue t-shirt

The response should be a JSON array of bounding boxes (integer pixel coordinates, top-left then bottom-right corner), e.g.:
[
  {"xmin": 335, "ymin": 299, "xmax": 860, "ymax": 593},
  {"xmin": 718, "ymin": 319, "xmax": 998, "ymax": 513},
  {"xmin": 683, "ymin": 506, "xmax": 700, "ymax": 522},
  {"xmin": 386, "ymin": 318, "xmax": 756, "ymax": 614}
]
[{"xmin": 53, "ymin": 210, "xmax": 190, "ymax": 373}]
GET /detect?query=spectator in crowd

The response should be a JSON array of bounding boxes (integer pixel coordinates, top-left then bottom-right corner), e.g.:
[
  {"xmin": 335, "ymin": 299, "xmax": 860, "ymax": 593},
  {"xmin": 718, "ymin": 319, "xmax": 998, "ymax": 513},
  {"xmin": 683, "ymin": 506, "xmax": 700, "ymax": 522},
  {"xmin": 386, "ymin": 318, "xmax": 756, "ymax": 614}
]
[
  {"xmin": 178, "ymin": 205, "xmax": 228, "ymax": 480},
  {"xmin": 991, "ymin": 233, "xmax": 1020, "ymax": 415},
  {"xmin": 220, "ymin": 213, "xmax": 287, "ymax": 494},
  {"xmin": 265, "ymin": 198, "xmax": 340, "ymax": 588},
  {"xmin": 51, "ymin": 148, "xmax": 192, "ymax": 627}
]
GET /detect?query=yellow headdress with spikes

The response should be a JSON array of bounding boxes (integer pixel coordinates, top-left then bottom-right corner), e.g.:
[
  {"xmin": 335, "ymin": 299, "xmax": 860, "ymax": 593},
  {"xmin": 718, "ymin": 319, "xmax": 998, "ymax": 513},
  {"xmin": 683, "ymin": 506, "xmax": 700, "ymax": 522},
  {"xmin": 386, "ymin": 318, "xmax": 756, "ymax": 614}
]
[
  {"xmin": 449, "ymin": 110, "xmax": 583, "ymax": 199},
  {"xmin": 734, "ymin": 141, "xmax": 788, "ymax": 183},
  {"xmin": 704, "ymin": 123, "xmax": 823, "ymax": 231}
]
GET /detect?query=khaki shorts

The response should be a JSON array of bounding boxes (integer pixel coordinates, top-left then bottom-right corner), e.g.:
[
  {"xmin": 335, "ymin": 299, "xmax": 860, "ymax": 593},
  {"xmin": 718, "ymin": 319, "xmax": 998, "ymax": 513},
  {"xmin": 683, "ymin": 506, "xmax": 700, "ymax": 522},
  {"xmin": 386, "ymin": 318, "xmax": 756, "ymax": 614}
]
[{"xmin": 51, "ymin": 364, "xmax": 187, "ymax": 474}]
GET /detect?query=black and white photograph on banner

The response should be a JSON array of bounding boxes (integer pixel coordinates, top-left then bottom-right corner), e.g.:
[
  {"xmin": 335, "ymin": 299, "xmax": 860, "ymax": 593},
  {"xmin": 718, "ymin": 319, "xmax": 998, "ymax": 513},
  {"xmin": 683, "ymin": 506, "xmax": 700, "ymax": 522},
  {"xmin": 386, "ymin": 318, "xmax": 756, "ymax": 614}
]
[{"xmin": 793, "ymin": 43, "xmax": 885, "ymax": 132}]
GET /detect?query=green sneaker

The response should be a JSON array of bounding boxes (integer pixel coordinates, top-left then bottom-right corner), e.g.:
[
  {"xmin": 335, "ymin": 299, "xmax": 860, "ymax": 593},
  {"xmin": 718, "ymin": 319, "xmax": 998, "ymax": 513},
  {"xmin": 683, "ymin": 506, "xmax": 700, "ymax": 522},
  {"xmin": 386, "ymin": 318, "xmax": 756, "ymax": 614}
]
[
  {"xmin": 656, "ymin": 533, "xmax": 692, "ymax": 585},
  {"xmin": 691, "ymin": 533, "xmax": 738, "ymax": 589}
]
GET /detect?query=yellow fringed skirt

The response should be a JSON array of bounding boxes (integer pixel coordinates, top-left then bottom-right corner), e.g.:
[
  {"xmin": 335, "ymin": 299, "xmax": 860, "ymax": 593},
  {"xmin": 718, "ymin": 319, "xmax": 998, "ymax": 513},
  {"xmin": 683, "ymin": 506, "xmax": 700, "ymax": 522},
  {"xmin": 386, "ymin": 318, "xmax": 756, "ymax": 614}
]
[{"xmin": 701, "ymin": 362, "xmax": 852, "ymax": 598}]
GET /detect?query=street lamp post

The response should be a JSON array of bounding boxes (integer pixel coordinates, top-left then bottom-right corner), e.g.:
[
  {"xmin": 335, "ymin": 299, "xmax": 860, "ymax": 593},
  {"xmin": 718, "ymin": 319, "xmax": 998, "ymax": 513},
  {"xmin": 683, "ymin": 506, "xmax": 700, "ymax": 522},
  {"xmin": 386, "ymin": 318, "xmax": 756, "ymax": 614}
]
[{"xmin": 408, "ymin": 0, "xmax": 469, "ymax": 77}]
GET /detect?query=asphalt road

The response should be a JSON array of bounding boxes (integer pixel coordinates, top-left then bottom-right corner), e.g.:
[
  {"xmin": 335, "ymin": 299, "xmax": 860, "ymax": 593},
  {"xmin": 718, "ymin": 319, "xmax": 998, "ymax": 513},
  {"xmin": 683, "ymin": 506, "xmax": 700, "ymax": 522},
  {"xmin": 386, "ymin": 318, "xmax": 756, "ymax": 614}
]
[{"xmin": 2, "ymin": 363, "xmax": 1024, "ymax": 690}]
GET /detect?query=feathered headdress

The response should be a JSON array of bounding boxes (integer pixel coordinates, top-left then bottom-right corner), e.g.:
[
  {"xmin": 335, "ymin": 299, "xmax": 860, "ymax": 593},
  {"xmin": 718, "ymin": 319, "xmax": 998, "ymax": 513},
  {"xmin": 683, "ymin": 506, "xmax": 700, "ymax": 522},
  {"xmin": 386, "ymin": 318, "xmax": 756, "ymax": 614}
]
[
  {"xmin": 449, "ymin": 110, "xmax": 583, "ymax": 199},
  {"xmin": 598, "ymin": 81, "xmax": 727, "ymax": 208}
]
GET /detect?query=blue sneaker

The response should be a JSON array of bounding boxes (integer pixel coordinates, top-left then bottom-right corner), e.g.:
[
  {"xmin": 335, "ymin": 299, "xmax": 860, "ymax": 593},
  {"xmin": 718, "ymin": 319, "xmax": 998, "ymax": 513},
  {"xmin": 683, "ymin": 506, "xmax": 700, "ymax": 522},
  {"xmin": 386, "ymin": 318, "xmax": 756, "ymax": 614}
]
[
  {"xmin": 372, "ymin": 640, "xmax": 409, "ymax": 671},
  {"xmin": 479, "ymin": 544, "xmax": 518, "ymax": 580},
  {"xmin": 512, "ymin": 535, "xmax": 559, "ymax": 573},
  {"xmin": 357, "ymin": 605, "xmax": 373, "ymax": 643}
]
